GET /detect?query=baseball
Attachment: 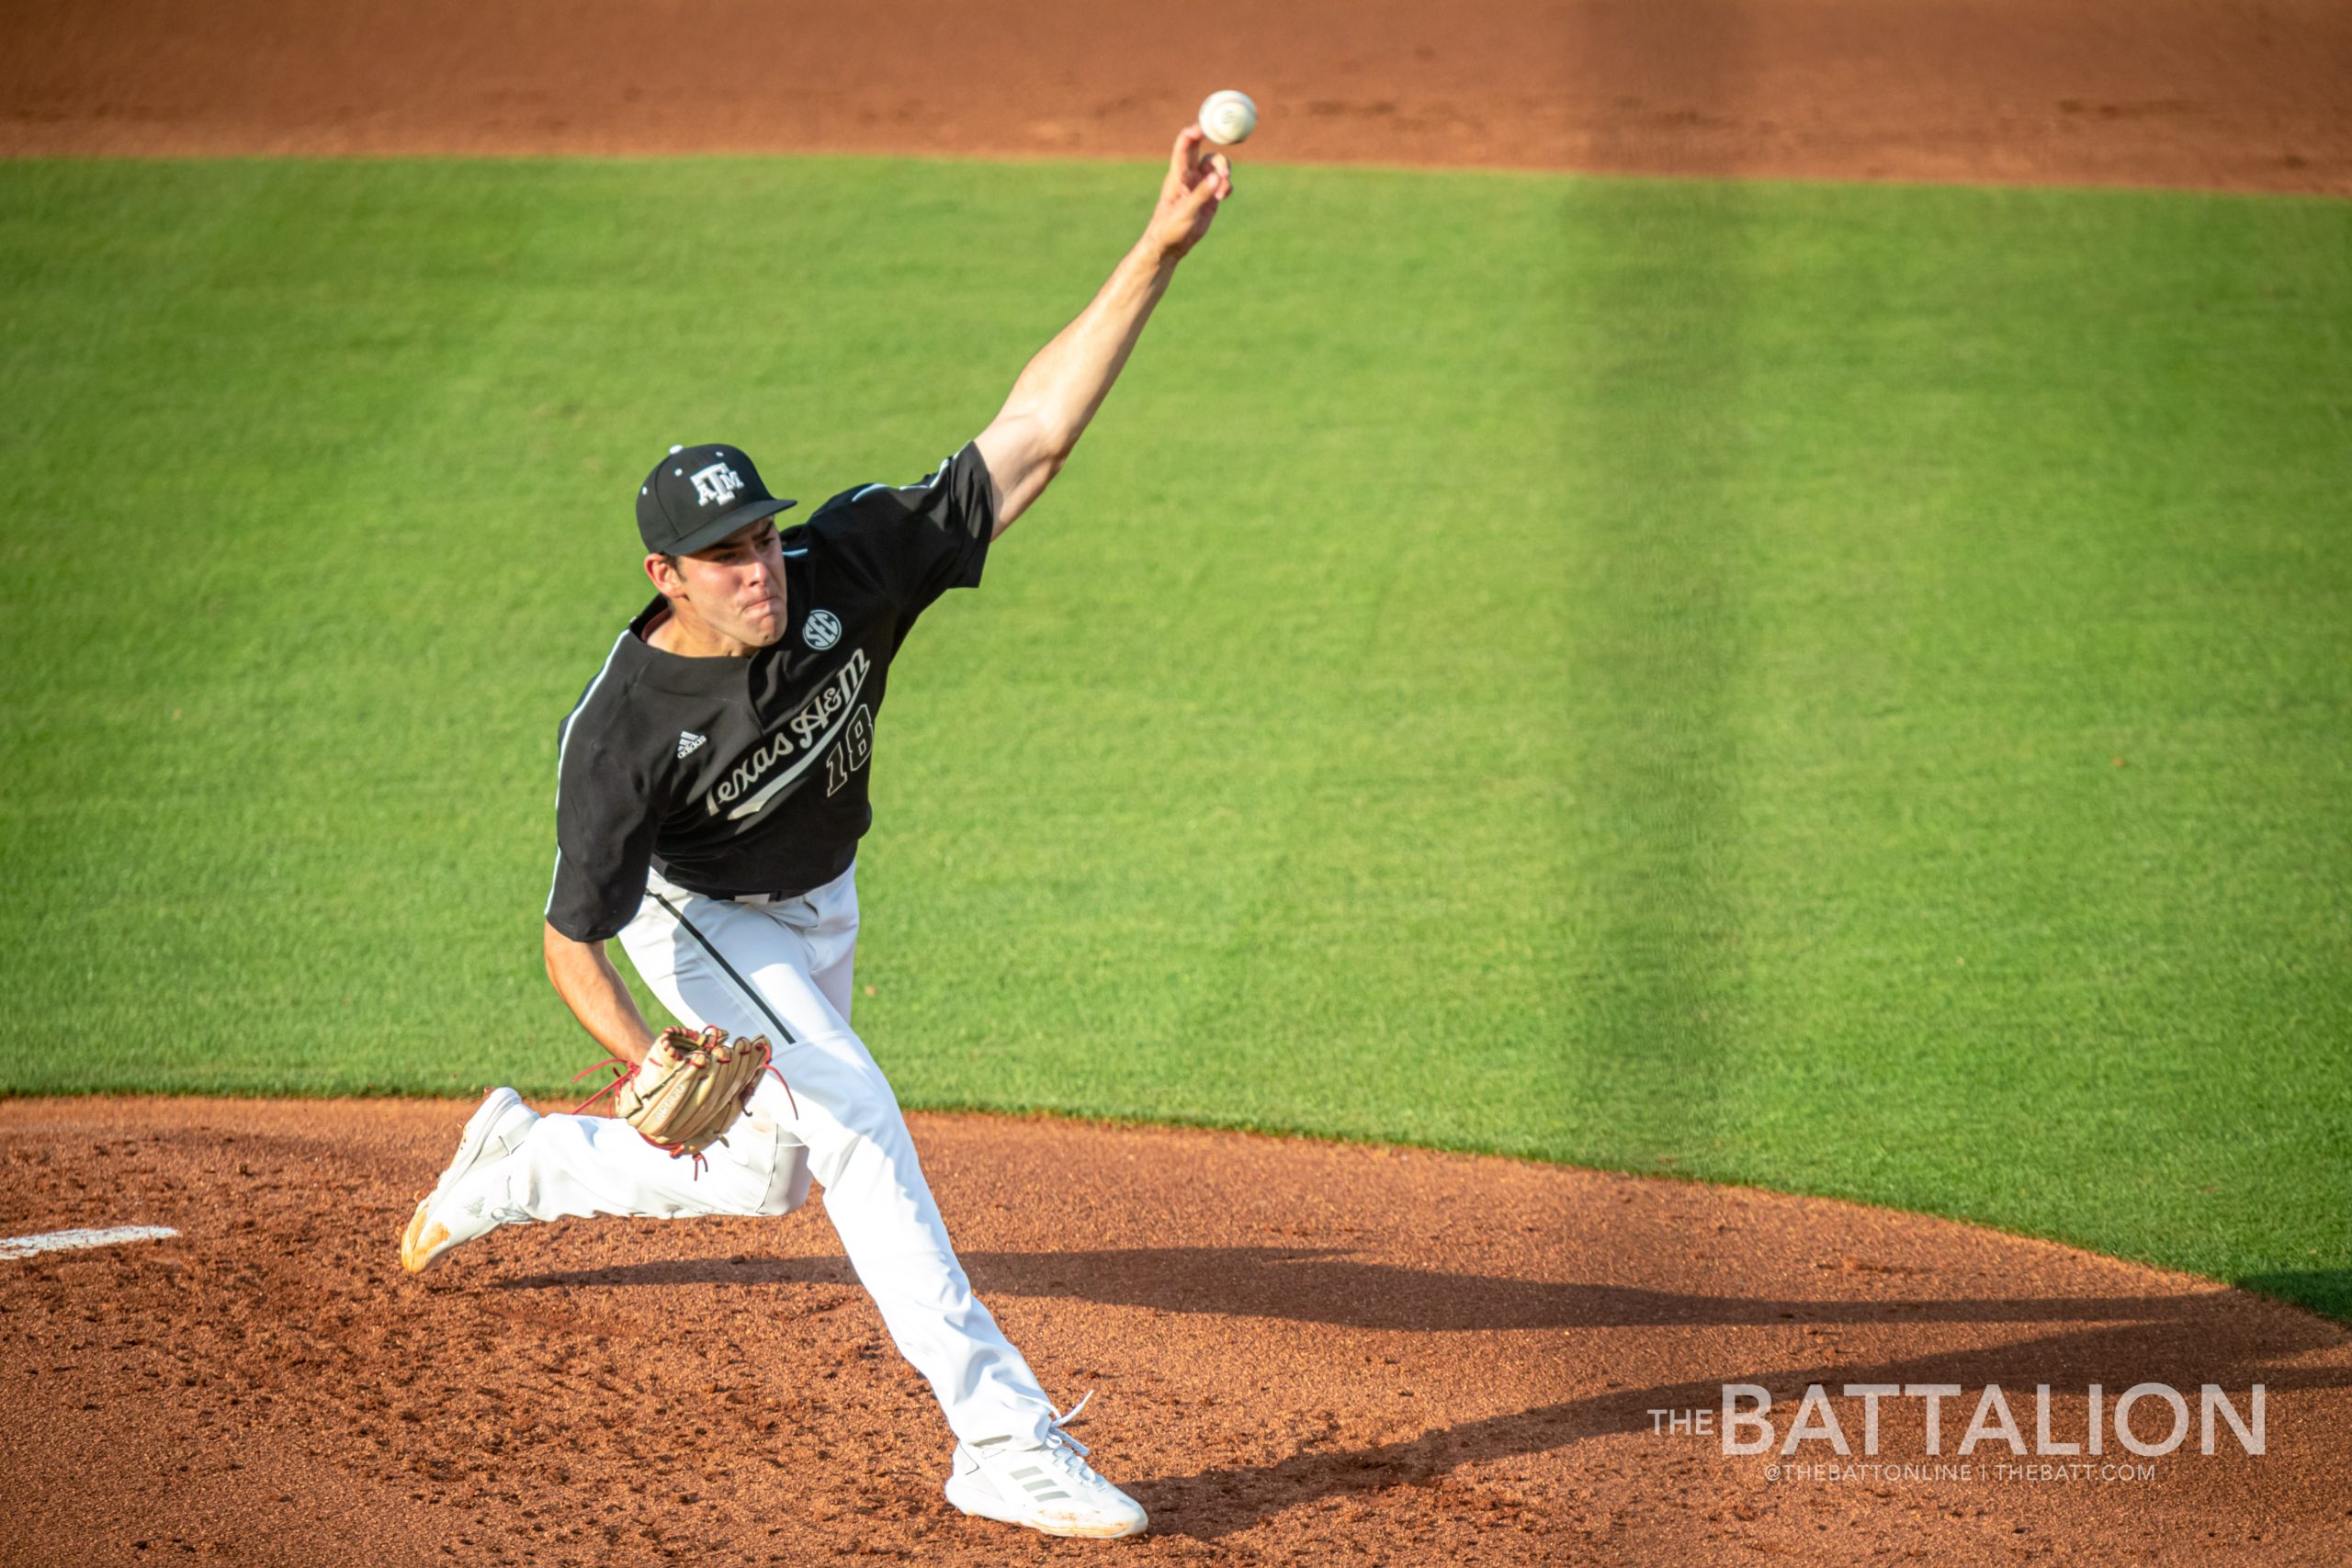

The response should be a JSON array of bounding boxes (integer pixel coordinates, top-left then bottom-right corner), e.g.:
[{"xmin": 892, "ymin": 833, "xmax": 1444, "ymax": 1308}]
[{"xmin": 1199, "ymin": 89, "xmax": 1258, "ymax": 146}]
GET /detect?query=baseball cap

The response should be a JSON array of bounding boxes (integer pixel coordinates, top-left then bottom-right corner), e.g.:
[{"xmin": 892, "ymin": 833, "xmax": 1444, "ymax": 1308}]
[{"xmin": 636, "ymin": 443, "xmax": 797, "ymax": 556}]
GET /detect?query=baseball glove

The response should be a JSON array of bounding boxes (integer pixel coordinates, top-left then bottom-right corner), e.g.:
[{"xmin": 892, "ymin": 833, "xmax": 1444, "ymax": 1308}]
[{"xmin": 575, "ymin": 1024, "xmax": 787, "ymax": 1164}]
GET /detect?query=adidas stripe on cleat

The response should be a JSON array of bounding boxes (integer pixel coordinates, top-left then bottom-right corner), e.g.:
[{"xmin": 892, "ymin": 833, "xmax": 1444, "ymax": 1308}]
[{"xmin": 943, "ymin": 1395, "xmax": 1147, "ymax": 1539}]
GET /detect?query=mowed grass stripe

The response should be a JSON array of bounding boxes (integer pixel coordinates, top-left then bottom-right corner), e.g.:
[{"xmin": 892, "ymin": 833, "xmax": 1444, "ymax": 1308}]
[{"xmin": 0, "ymin": 159, "xmax": 2345, "ymax": 1317}]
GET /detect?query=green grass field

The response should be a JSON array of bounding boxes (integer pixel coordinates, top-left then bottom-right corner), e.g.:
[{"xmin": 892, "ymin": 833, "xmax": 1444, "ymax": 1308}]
[{"xmin": 1, "ymin": 157, "xmax": 2345, "ymax": 1318}]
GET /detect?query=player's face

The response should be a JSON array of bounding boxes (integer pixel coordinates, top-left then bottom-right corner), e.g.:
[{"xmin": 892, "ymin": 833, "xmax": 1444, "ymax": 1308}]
[{"xmin": 675, "ymin": 518, "xmax": 789, "ymax": 647}]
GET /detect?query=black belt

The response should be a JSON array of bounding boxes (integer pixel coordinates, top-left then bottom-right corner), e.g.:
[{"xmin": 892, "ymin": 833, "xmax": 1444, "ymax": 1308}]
[{"xmin": 653, "ymin": 845, "xmax": 854, "ymax": 907}]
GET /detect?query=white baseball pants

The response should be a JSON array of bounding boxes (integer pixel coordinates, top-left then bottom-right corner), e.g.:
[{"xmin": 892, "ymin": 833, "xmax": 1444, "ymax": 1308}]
[{"xmin": 493, "ymin": 861, "xmax": 1060, "ymax": 1449}]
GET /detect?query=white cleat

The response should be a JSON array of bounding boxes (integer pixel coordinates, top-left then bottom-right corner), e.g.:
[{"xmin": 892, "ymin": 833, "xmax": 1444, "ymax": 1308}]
[
  {"xmin": 400, "ymin": 1087, "xmax": 538, "ymax": 1275},
  {"xmin": 944, "ymin": 1396, "xmax": 1148, "ymax": 1540}
]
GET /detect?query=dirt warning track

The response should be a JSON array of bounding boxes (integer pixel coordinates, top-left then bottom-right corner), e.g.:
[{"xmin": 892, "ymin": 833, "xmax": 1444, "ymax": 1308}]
[
  {"xmin": 1, "ymin": 1097, "xmax": 2346, "ymax": 1565},
  {"xmin": 4, "ymin": 0, "xmax": 2349, "ymax": 193}
]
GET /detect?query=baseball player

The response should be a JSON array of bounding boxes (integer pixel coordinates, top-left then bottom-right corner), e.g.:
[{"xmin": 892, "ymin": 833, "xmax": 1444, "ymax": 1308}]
[{"xmin": 397, "ymin": 128, "xmax": 1233, "ymax": 1540}]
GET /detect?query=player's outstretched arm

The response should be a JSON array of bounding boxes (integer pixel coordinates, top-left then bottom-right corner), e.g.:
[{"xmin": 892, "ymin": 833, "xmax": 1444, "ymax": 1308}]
[
  {"xmin": 974, "ymin": 124, "xmax": 1232, "ymax": 536},
  {"xmin": 543, "ymin": 922, "xmax": 660, "ymax": 1066}
]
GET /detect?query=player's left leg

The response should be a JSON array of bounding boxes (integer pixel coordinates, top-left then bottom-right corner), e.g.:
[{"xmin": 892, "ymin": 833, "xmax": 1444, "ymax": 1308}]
[
  {"xmin": 794, "ymin": 860, "xmax": 859, "ymax": 1022},
  {"xmin": 648, "ymin": 867, "xmax": 1144, "ymax": 1535},
  {"xmin": 616, "ymin": 867, "xmax": 1065, "ymax": 1450}
]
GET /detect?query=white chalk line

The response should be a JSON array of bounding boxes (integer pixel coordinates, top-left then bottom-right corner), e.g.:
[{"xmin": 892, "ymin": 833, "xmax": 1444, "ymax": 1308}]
[{"xmin": 0, "ymin": 1225, "xmax": 179, "ymax": 1261}]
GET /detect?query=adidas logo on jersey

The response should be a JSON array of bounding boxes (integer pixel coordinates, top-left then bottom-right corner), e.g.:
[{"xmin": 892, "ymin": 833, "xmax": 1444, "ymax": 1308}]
[{"xmin": 677, "ymin": 731, "xmax": 707, "ymax": 760}]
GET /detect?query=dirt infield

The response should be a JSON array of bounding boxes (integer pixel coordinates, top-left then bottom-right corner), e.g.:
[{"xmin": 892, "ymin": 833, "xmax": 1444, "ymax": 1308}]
[
  {"xmin": 2, "ymin": 1097, "xmax": 2347, "ymax": 1565},
  {"xmin": 4, "ymin": 0, "xmax": 2348, "ymax": 193}
]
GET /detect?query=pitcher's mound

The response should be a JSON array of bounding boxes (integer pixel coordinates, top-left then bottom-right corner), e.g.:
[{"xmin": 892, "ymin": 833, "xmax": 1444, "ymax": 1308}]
[{"xmin": 0, "ymin": 1097, "xmax": 2344, "ymax": 1564}]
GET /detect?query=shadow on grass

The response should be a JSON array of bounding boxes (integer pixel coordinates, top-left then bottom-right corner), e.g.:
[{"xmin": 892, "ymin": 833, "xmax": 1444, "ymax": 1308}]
[{"xmin": 2233, "ymin": 1270, "xmax": 2352, "ymax": 1323}]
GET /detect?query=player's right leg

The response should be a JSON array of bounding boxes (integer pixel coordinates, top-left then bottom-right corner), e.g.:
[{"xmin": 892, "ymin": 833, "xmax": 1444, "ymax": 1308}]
[
  {"xmin": 417, "ymin": 863, "xmax": 851, "ymax": 1257},
  {"xmin": 400, "ymin": 880, "xmax": 808, "ymax": 1274},
  {"xmin": 400, "ymin": 1071, "xmax": 798, "ymax": 1272}
]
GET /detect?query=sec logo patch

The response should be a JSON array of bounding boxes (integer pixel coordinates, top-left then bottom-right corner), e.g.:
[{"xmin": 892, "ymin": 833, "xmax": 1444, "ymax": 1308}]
[{"xmin": 802, "ymin": 609, "xmax": 842, "ymax": 650}]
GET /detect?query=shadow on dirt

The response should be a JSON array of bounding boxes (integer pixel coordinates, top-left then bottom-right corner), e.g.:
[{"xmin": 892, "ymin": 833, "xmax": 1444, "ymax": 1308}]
[
  {"xmin": 486, "ymin": 1259, "xmax": 2342, "ymax": 1541},
  {"xmin": 497, "ymin": 1245, "xmax": 2352, "ymax": 1338},
  {"xmin": 495, "ymin": 1245, "xmax": 2346, "ymax": 1536},
  {"xmin": 1122, "ymin": 1310, "xmax": 2344, "ymax": 1540}
]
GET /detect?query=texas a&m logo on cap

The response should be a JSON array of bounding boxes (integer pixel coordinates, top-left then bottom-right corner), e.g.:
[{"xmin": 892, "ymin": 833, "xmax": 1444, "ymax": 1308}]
[
  {"xmin": 636, "ymin": 442, "xmax": 798, "ymax": 556},
  {"xmin": 690, "ymin": 461, "xmax": 745, "ymax": 508}
]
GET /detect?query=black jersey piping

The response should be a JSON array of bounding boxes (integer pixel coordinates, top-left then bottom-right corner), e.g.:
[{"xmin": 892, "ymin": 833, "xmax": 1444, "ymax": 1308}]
[{"xmin": 653, "ymin": 893, "xmax": 801, "ymax": 1046}]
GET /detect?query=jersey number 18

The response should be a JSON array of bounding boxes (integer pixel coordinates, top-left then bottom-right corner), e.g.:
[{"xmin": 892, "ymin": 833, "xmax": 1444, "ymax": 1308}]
[{"xmin": 826, "ymin": 705, "xmax": 876, "ymax": 797}]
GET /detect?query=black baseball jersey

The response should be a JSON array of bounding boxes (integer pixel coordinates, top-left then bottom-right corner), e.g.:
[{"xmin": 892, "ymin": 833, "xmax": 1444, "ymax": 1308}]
[{"xmin": 544, "ymin": 442, "xmax": 996, "ymax": 943}]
